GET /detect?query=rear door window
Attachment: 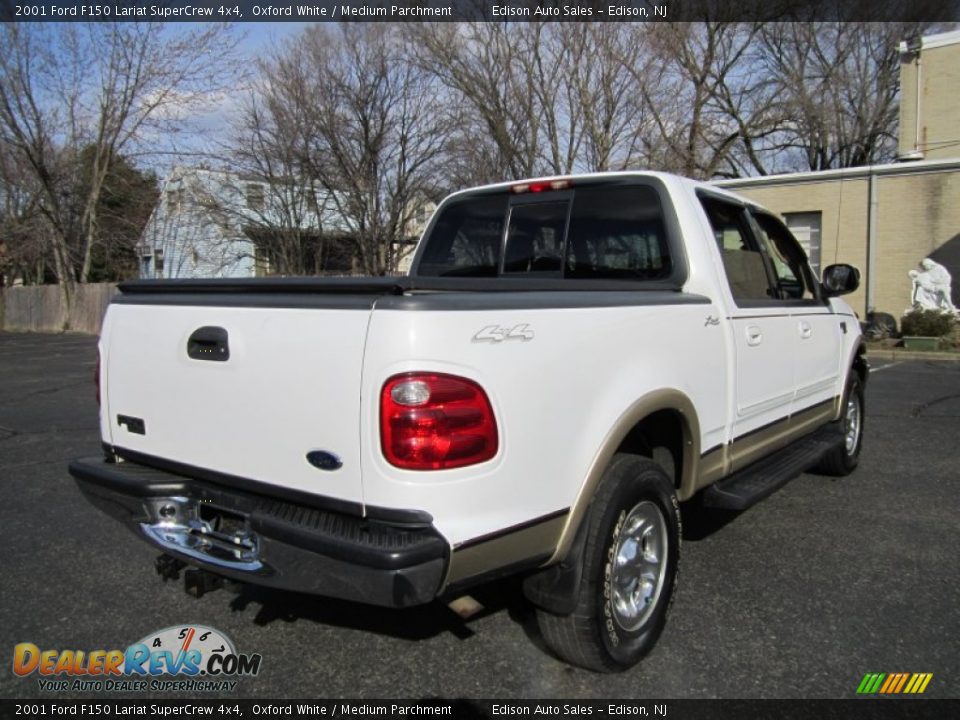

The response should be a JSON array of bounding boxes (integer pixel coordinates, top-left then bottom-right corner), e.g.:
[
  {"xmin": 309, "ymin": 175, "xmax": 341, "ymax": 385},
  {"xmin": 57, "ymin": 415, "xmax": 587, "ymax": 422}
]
[
  {"xmin": 700, "ymin": 195, "xmax": 776, "ymax": 303},
  {"xmin": 749, "ymin": 212, "xmax": 819, "ymax": 301}
]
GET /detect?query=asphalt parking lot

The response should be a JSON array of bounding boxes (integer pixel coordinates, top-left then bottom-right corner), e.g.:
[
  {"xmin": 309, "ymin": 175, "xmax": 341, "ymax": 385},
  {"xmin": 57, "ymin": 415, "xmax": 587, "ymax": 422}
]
[{"xmin": 0, "ymin": 332, "xmax": 957, "ymax": 700}]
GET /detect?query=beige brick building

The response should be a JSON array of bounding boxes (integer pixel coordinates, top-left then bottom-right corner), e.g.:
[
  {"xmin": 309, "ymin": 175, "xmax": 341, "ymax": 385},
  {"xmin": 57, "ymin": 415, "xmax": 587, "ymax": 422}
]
[
  {"xmin": 898, "ymin": 30, "xmax": 960, "ymax": 161},
  {"xmin": 716, "ymin": 29, "xmax": 960, "ymax": 323}
]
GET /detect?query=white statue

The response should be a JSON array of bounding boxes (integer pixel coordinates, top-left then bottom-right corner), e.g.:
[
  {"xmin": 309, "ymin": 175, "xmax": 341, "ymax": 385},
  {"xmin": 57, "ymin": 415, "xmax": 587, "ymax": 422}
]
[{"xmin": 909, "ymin": 258, "xmax": 957, "ymax": 313}]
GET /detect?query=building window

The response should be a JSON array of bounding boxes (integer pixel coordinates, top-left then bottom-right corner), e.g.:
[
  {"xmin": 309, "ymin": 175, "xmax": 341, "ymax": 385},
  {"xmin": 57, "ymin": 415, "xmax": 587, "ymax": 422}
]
[
  {"xmin": 246, "ymin": 183, "xmax": 265, "ymax": 211},
  {"xmin": 166, "ymin": 188, "xmax": 183, "ymax": 212},
  {"xmin": 784, "ymin": 212, "xmax": 823, "ymax": 275},
  {"xmin": 154, "ymin": 248, "xmax": 165, "ymax": 279}
]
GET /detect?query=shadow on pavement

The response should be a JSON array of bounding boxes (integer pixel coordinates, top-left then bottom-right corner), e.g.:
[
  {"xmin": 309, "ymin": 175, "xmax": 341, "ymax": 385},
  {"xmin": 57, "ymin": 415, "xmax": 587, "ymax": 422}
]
[
  {"xmin": 680, "ymin": 496, "xmax": 744, "ymax": 541},
  {"xmin": 168, "ymin": 568, "xmax": 538, "ymax": 646}
]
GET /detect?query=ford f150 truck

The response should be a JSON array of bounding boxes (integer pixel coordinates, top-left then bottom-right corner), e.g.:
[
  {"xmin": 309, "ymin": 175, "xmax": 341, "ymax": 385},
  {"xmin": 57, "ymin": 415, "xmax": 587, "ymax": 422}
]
[{"xmin": 71, "ymin": 172, "xmax": 867, "ymax": 672}]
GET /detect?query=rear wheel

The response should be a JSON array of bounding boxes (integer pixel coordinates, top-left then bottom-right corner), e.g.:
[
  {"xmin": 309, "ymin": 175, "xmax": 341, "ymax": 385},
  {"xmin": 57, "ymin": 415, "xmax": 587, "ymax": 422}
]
[
  {"xmin": 536, "ymin": 454, "xmax": 680, "ymax": 672},
  {"xmin": 814, "ymin": 374, "xmax": 864, "ymax": 476}
]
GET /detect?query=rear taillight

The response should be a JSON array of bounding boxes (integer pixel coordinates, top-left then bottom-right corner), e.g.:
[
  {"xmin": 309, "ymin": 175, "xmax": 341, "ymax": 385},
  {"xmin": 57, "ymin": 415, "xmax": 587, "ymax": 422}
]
[
  {"xmin": 95, "ymin": 348, "xmax": 101, "ymax": 408},
  {"xmin": 380, "ymin": 373, "xmax": 498, "ymax": 470}
]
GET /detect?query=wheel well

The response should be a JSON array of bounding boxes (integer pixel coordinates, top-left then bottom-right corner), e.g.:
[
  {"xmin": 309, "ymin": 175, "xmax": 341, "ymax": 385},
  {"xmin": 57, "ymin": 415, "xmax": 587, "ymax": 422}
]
[
  {"xmin": 853, "ymin": 343, "xmax": 869, "ymax": 385},
  {"xmin": 615, "ymin": 409, "xmax": 685, "ymax": 489}
]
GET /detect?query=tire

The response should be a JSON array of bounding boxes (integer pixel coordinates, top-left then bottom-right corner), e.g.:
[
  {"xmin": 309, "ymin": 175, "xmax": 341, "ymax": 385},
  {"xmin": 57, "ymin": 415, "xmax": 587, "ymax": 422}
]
[
  {"xmin": 814, "ymin": 374, "xmax": 865, "ymax": 476},
  {"xmin": 536, "ymin": 454, "xmax": 681, "ymax": 672}
]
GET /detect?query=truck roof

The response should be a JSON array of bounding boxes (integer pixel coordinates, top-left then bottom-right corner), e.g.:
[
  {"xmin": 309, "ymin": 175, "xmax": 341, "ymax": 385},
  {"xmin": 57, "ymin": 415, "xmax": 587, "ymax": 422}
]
[{"xmin": 442, "ymin": 170, "xmax": 765, "ymax": 212}]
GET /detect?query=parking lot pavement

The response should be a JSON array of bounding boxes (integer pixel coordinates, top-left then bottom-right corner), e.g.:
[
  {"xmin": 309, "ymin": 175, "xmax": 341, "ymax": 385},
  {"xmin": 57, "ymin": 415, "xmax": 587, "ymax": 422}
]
[{"xmin": 1, "ymin": 332, "xmax": 958, "ymax": 699}]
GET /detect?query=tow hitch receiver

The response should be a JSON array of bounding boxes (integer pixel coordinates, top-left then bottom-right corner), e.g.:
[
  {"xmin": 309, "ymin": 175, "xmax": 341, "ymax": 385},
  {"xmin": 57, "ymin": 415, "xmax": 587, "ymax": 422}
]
[
  {"xmin": 140, "ymin": 497, "xmax": 261, "ymax": 571},
  {"xmin": 184, "ymin": 567, "xmax": 224, "ymax": 598},
  {"xmin": 155, "ymin": 554, "xmax": 186, "ymax": 581},
  {"xmin": 155, "ymin": 554, "xmax": 226, "ymax": 598}
]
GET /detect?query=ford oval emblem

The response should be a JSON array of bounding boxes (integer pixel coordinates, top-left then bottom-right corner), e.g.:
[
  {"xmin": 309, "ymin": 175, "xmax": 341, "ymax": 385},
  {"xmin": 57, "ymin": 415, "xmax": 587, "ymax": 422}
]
[{"xmin": 306, "ymin": 451, "xmax": 343, "ymax": 472}]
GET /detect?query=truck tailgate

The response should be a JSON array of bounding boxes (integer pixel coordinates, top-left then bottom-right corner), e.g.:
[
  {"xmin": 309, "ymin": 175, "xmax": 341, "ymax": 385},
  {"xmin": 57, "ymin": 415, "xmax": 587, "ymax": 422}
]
[{"xmin": 101, "ymin": 302, "xmax": 371, "ymax": 506}]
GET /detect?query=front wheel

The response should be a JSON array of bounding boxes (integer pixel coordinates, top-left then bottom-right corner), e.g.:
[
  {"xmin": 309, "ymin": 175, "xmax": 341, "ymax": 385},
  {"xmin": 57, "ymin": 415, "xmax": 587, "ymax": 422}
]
[
  {"xmin": 814, "ymin": 374, "xmax": 865, "ymax": 476},
  {"xmin": 536, "ymin": 454, "xmax": 681, "ymax": 672}
]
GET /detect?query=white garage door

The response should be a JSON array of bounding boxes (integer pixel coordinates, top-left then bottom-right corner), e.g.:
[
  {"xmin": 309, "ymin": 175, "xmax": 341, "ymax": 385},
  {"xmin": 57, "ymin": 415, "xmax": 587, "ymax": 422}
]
[{"xmin": 785, "ymin": 212, "xmax": 822, "ymax": 274}]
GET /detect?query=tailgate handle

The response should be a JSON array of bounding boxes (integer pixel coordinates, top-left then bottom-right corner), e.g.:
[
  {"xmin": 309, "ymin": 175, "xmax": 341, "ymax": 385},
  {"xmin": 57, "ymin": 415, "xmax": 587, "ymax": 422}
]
[{"xmin": 187, "ymin": 326, "xmax": 230, "ymax": 361}]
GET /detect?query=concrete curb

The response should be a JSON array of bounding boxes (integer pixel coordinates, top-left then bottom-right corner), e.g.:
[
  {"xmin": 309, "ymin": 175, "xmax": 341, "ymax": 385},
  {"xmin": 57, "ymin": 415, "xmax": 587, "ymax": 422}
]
[{"xmin": 866, "ymin": 348, "xmax": 960, "ymax": 362}]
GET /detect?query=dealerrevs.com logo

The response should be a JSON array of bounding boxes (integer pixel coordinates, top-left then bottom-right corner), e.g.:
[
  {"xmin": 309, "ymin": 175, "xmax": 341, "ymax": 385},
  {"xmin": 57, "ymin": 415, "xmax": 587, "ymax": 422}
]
[{"xmin": 13, "ymin": 625, "xmax": 262, "ymax": 693}]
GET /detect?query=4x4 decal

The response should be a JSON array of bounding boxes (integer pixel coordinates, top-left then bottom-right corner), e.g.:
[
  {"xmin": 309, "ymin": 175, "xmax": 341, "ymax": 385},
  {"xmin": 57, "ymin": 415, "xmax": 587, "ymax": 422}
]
[{"xmin": 472, "ymin": 324, "xmax": 535, "ymax": 343}]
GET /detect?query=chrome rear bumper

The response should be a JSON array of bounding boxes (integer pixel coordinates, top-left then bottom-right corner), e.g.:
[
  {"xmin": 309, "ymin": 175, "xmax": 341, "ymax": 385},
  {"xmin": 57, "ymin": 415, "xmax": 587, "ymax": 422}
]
[{"xmin": 69, "ymin": 456, "xmax": 448, "ymax": 607}]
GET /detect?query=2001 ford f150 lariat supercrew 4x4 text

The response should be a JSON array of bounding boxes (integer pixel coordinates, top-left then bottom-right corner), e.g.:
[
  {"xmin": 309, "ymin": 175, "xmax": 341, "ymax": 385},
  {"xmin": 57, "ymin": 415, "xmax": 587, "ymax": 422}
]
[{"xmin": 71, "ymin": 172, "xmax": 867, "ymax": 672}]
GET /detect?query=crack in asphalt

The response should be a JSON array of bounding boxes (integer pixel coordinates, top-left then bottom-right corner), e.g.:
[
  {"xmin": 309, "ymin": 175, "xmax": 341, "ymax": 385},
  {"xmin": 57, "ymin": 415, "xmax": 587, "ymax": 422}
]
[
  {"xmin": 0, "ymin": 424, "xmax": 96, "ymax": 443},
  {"xmin": 15, "ymin": 380, "xmax": 89, "ymax": 401},
  {"xmin": 1, "ymin": 458, "xmax": 77, "ymax": 472},
  {"xmin": 911, "ymin": 393, "xmax": 960, "ymax": 418}
]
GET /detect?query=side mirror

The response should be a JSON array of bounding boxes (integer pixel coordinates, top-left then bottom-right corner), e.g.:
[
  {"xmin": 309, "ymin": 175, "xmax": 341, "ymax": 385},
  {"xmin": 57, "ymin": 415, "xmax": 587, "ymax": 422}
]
[{"xmin": 822, "ymin": 264, "xmax": 860, "ymax": 297}]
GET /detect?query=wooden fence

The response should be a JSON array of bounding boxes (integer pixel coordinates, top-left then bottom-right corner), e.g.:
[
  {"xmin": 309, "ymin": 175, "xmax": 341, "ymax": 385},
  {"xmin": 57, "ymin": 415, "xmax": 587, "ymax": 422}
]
[{"xmin": 0, "ymin": 283, "xmax": 117, "ymax": 335}]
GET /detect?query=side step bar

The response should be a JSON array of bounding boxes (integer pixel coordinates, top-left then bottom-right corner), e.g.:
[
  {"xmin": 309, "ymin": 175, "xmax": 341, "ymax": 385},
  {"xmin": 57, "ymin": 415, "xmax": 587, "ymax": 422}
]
[{"xmin": 703, "ymin": 425, "xmax": 843, "ymax": 511}]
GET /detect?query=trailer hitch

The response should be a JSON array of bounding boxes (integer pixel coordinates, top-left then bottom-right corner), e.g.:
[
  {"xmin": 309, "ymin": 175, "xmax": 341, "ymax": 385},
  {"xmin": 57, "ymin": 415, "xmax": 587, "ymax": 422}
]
[
  {"xmin": 155, "ymin": 554, "xmax": 186, "ymax": 581},
  {"xmin": 184, "ymin": 567, "xmax": 224, "ymax": 599}
]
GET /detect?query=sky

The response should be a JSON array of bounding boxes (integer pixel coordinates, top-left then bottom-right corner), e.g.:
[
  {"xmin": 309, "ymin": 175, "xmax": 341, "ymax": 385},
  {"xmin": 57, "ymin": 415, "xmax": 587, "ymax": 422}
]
[
  {"xmin": 237, "ymin": 22, "xmax": 312, "ymax": 57},
  {"xmin": 155, "ymin": 22, "xmax": 313, "ymax": 175}
]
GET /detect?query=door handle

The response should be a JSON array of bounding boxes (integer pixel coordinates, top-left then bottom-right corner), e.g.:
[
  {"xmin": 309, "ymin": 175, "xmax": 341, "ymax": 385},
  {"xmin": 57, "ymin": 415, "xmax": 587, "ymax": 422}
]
[
  {"xmin": 799, "ymin": 321, "xmax": 812, "ymax": 340},
  {"xmin": 746, "ymin": 326, "xmax": 763, "ymax": 346},
  {"xmin": 187, "ymin": 326, "xmax": 230, "ymax": 361}
]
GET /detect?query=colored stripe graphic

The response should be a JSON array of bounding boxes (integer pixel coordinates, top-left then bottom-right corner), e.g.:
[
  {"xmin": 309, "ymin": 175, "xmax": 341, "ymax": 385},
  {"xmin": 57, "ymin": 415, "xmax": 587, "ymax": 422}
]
[
  {"xmin": 857, "ymin": 673, "xmax": 885, "ymax": 694},
  {"xmin": 857, "ymin": 673, "xmax": 933, "ymax": 694},
  {"xmin": 879, "ymin": 674, "xmax": 896, "ymax": 693},
  {"xmin": 894, "ymin": 674, "xmax": 910, "ymax": 693}
]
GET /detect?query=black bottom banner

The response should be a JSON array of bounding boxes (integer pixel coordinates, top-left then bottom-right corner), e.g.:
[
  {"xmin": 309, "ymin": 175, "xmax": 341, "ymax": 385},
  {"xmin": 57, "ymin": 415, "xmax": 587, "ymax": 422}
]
[{"xmin": 2, "ymin": 699, "xmax": 958, "ymax": 720}]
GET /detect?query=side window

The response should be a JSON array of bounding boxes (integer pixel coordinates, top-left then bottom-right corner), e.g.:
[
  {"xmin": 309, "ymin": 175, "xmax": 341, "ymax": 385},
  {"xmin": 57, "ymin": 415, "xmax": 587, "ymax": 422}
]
[
  {"xmin": 750, "ymin": 212, "xmax": 818, "ymax": 301},
  {"xmin": 700, "ymin": 196, "xmax": 774, "ymax": 302}
]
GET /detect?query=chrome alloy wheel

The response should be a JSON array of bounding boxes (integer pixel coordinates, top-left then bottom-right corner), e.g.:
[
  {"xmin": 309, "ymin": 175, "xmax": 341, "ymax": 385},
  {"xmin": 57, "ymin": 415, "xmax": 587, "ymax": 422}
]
[
  {"xmin": 844, "ymin": 393, "xmax": 862, "ymax": 455},
  {"xmin": 610, "ymin": 500, "xmax": 669, "ymax": 632}
]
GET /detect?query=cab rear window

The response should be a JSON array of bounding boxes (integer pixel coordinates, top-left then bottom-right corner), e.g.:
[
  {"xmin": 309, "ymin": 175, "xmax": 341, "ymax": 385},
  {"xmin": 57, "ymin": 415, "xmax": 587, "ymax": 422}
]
[{"xmin": 416, "ymin": 184, "xmax": 671, "ymax": 280}]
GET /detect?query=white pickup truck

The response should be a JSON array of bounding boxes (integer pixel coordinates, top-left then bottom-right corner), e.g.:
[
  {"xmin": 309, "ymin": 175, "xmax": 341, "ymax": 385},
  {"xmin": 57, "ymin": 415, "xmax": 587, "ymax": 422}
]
[{"xmin": 71, "ymin": 172, "xmax": 867, "ymax": 672}]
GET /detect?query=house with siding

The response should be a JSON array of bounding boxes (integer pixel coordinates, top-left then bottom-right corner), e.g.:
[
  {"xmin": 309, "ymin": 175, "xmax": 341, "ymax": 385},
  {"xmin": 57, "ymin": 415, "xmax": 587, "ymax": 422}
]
[{"xmin": 139, "ymin": 167, "xmax": 427, "ymax": 279}]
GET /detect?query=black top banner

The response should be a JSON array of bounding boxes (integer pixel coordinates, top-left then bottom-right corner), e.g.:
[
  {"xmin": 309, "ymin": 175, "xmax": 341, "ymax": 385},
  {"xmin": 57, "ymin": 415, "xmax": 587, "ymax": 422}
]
[{"xmin": 2, "ymin": 0, "xmax": 959, "ymax": 23}]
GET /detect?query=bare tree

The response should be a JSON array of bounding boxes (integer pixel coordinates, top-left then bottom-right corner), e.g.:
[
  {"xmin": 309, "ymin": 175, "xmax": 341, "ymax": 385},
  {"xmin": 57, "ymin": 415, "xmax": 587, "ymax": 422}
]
[
  {"xmin": 223, "ymin": 91, "xmax": 344, "ymax": 277},
  {"xmin": 619, "ymin": 23, "xmax": 778, "ymax": 179},
  {"xmin": 0, "ymin": 23, "xmax": 241, "ymax": 319},
  {"xmin": 410, "ymin": 23, "xmax": 546, "ymax": 182},
  {"xmin": 562, "ymin": 24, "xmax": 661, "ymax": 172},
  {"xmin": 758, "ymin": 22, "xmax": 935, "ymax": 171},
  {"xmin": 0, "ymin": 143, "xmax": 48, "ymax": 286},
  {"xmin": 524, "ymin": 23, "xmax": 582, "ymax": 175},
  {"xmin": 252, "ymin": 24, "xmax": 451, "ymax": 275},
  {"xmin": 414, "ymin": 23, "xmax": 659, "ymax": 182}
]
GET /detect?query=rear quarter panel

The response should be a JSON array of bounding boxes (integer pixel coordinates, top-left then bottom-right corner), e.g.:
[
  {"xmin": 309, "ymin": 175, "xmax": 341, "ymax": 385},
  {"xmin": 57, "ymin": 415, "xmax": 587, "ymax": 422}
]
[{"xmin": 359, "ymin": 300, "xmax": 728, "ymax": 550}]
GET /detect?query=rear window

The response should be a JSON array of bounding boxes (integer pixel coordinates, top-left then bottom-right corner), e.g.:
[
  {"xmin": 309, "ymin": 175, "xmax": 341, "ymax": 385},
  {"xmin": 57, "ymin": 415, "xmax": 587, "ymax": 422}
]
[{"xmin": 416, "ymin": 184, "xmax": 671, "ymax": 280}]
